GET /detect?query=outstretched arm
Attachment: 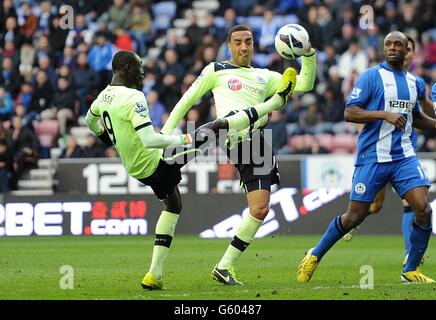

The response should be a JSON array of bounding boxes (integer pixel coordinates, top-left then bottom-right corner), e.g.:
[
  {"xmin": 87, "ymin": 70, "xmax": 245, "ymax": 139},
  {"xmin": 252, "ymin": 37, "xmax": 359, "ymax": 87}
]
[
  {"xmin": 137, "ymin": 125, "xmax": 191, "ymax": 149},
  {"xmin": 293, "ymin": 48, "xmax": 317, "ymax": 94},
  {"xmin": 161, "ymin": 63, "xmax": 215, "ymax": 135}
]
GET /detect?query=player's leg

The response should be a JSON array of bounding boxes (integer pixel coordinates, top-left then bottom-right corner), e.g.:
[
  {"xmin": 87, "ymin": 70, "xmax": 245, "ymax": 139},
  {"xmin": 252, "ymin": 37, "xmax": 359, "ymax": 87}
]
[
  {"xmin": 212, "ymin": 184, "xmax": 270, "ymax": 286},
  {"xmin": 391, "ymin": 157, "xmax": 434, "ymax": 282},
  {"xmin": 297, "ymin": 200, "xmax": 371, "ymax": 282},
  {"xmin": 401, "ymin": 199, "xmax": 414, "ymax": 260},
  {"xmin": 298, "ymin": 162, "xmax": 388, "ymax": 282},
  {"xmin": 401, "ymin": 187, "xmax": 434, "ymax": 282},
  {"xmin": 343, "ymin": 187, "xmax": 386, "ymax": 241},
  {"xmin": 142, "ymin": 185, "xmax": 182, "ymax": 290}
]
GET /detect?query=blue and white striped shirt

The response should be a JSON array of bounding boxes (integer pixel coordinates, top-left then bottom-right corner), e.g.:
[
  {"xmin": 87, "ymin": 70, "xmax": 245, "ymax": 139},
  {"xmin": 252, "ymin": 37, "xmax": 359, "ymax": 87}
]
[{"xmin": 346, "ymin": 62, "xmax": 425, "ymax": 165}]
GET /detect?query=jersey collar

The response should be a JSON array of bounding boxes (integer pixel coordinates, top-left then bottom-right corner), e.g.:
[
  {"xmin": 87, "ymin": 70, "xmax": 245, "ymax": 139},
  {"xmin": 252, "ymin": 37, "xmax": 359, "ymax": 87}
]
[{"xmin": 380, "ymin": 61, "xmax": 406, "ymax": 74}]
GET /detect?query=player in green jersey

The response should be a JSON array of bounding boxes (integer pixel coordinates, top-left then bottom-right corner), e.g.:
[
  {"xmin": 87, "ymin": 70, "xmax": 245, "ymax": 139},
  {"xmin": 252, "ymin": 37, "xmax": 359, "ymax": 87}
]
[
  {"xmin": 86, "ymin": 50, "xmax": 299, "ymax": 289},
  {"xmin": 161, "ymin": 25, "xmax": 317, "ymax": 285}
]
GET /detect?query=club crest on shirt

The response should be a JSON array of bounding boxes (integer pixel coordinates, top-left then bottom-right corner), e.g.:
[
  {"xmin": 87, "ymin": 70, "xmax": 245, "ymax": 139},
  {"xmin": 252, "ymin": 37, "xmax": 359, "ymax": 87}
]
[
  {"xmin": 355, "ymin": 183, "xmax": 366, "ymax": 195},
  {"xmin": 256, "ymin": 75, "xmax": 267, "ymax": 83}
]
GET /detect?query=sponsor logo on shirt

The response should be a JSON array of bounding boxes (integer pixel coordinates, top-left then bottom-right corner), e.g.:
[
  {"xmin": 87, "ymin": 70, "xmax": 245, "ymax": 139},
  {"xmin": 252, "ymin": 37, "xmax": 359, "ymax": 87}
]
[
  {"xmin": 228, "ymin": 78, "xmax": 242, "ymax": 91},
  {"xmin": 388, "ymin": 99, "xmax": 415, "ymax": 114}
]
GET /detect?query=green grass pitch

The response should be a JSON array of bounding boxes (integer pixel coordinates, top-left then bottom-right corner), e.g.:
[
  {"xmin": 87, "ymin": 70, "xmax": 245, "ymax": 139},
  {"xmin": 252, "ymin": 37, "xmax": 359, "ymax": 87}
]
[{"xmin": 1, "ymin": 235, "xmax": 435, "ymax": 300}]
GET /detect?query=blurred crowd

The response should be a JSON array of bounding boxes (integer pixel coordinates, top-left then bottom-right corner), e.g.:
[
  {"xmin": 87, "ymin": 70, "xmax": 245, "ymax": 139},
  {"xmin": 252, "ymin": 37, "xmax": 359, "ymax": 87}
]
[{"xmin": 0, "ymin": 0, "xmax": 435, "ymax": 192}]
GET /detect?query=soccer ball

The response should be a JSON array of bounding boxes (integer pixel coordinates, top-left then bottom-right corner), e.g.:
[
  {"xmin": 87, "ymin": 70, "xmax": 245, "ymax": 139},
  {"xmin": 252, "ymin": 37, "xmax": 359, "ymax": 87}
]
[{"xmin": 274, "ymin": 24, "xmax": 310, "ymax": 60}]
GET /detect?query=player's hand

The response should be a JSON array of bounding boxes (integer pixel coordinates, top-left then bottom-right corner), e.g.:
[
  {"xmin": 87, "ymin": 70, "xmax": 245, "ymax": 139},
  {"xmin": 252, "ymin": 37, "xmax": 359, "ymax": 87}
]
[
  {"xmin": 384, "ymin": 112, "xmax": 406, "ymax": 131},
  {"xmin": 303, "ymin": 42, "xmax": 315, "ymax": 56}
]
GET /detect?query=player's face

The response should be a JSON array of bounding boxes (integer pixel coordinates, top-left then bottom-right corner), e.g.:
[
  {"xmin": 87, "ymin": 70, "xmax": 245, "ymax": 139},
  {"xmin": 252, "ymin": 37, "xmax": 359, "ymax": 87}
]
[
  {"xmin": 404, "ymin": 40, "xmax": 414, "ymax": 69},
  {"xmin": 228, "ymin": 31, "xmax": 253, "ymax": 67},
  {"xmin": 383, "ymin": 34, "xmax": 407, "ymax": 68},
  {"xmin": 128, "ymin": 55, "xmax": 145, "ymax": 90}
]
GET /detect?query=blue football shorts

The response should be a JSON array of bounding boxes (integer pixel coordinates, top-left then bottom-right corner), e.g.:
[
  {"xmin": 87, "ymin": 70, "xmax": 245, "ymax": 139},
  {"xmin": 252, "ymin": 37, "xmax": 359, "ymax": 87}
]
[{"xmin": 350, "ymin": 156, "xmax": 430, "ymax": 203}]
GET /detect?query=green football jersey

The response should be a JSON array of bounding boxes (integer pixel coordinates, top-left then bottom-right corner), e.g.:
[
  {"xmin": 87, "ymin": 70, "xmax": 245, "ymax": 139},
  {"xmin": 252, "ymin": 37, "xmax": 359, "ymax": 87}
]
[
  {"xmin": 90, "ymin": 85, "xmax": 162, "ymax": 179},
  {"xmin": 162, "ymin": 62, "xmax": 280, "ymax": 139}
]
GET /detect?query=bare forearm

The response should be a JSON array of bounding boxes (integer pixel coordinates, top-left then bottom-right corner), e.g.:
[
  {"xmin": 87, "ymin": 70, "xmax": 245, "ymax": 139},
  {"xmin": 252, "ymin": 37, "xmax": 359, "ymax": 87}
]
[
  {"xmin": 344, "ymin": 106, "xmax": 387, "ymax": 123},
  {"xmin": 420, "ymin": 98, "xmax": 435, "ymax": 119},
  {"xmin": 413, "ymin": 112, "xmax": 436, "ymax": 131}
]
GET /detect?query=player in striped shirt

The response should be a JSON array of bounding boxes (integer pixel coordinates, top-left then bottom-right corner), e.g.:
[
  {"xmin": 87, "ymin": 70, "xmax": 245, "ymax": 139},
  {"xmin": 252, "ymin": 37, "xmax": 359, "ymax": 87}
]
[{"xmin": 298, "ymin": 31, "xmax": 435, "ymax": 283}]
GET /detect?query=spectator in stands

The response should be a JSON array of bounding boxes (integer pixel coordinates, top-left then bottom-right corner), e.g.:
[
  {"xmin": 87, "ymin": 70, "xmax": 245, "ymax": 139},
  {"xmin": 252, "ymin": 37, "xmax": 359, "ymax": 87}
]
[
  {"xmin": 320, "ymin": 86, "xmax": 344, "ymax": 124},
  {"xmin": 3, "ymin": 40, "xmax": 19, "ymax": 67},
  {"xmin": 49, "ymin": 14, "xmax": 70, "ymax": 63},
  {"xmin": 33, "ymin": 35, "xmax": 54, "ymax": 67},
  {"xmin": 60, "ymin": 135, "xmax": 82, "ymax": 159},
  {"xmin": 231, "ymin": 0, "xmax": 255, "ymax": 16},
  {"xmin": 1, "ymin": 57, "xmax": 20, "ymax": 98},
  {"xmin": 108, "ymin": 0, "xmax": 131, "ymax": 30},
  {"xmin": 0, "ymin": 0, "xmax": 17, "ymax": 36},
  {"xmin": 17, "ymin": 2, "xmax": 38, "ymax": 41},
  {"xmin": 15, "ymin": 82, "xmax": 33, "ymax": 109},
  {"xmin": 36, "ymin": 55, "xmax": 57, "ymax": 88},
  {"xmin": 302, "ymin": 6, "xmax": 323, "ymax": 50},
  {"xmin": 203, "ymin": 13, "xmax": 226, "ymax": 42},
  {"xmin": 1, "ymin": 16, "xmax": 22, "ymax": 49},
  {"xmin": 0, "ymin": 87, "xmax": 14, "ymax": 122},
  {"xmin": 266, "ymin": 110, "xmax": 287, "ymax": 153},
  {"xmin": 308, "ymin": 137, "xmax": 329, "ymax": 154},
  {"xmin": 10, "ymin": 115, "xmax": 39, "ymax": 189},
  {"xmin": 146, "ymin": 90, "xmax": 165, "ymax": 130},
  {"xmin": 87, "ymin": 32, "xmax": 117, "ymax": 90},
  {"xmin": 81, "ymin": 134, "xmax": 107, "ymax": 158},
  {"xmin": 58, "ymin": 46, "xmax": 77, "ymax": 70},
  {"xmin": 18, "ymin": 39, "xmax": 35, "ymax": 81},
  {"xmin": 157, "ymin": 72, "xmax": 181, "ymax": 112},
  {"xmin": 337, "ymin": 40, "xmax": 368, "ymax": 79},
  {"xmin": 41, "ymin": 77, "xmax": 76, "ymax": 136},
  {"xmin": 129, "ymin": 4, "xmax": 152, "ymax": 57},
  {"xmin": 185, "ymin": 15, "xmax": 204, "ymax": 49},
  {"xmin": 65, "ymin": 14, "xmax": 94, "ymax": 48},
  {"xmin": 0, "ymin": 139, "xmax": 13, "ymax": 193},
  {"xmin": 36, "ymin": 1, "xmax": 53, "ymax": 35},
  {"xmin": 31, "ymin": 70, "xmax": 53, "ymax": 116},
  {"xmin": 114, "ymin": 28, "xmax": 134, "ymax": 51},
  {"xmin": 72, "ymin": 53, "xmax": 100, "ymax": 115},
  {"xmin": 258, "ymin": 10, "xmax": 279, "ymax": 54}
]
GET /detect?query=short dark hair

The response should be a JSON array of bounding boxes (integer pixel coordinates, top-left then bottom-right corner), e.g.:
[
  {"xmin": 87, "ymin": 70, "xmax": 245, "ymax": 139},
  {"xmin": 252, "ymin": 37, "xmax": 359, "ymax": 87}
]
[
  {"xmin": 406, "ymin": 35, "xmax": 416, "ymax": 52},
  {"xmin": 227, "ymin": 25, "xmax": 253, "ymax": 43},
  {"xmin": 112, "ymin": 50, "xmax": 138, "ymax": 72}
]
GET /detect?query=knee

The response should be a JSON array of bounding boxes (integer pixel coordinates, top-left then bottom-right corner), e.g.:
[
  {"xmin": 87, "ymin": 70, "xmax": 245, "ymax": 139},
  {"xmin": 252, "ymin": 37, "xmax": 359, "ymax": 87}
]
[
  {"xmin": 210, "ymin": 118, "xmax": 228, "ymax": 133},
  {"xmin": 165, "ymin": 199, "xmax": 182, "ymax": 214},
  {"xmin": 414, "ymin": 201, "xmax": 432, "ymax": 226},
  {"xmin": 250, "ymin": 204, "xmax": 269, "ymax": 220},
  {"xmin": 342, "ymin": 211, "xmax": 366, "ymax": 229}
]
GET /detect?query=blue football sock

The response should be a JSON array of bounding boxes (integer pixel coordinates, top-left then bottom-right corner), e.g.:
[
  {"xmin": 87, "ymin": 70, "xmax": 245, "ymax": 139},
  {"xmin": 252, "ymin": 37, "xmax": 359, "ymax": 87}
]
[
  {"xmin": 403, "ymin": 222, "xmax": 432, "ymax": 273},
  {"xmin": 312, "ymin": 216, "xmax": 346, "ymax": 260},
  {"xmin": 401, "ymin": 207, "xmax": 414, "ymax": 256}
]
